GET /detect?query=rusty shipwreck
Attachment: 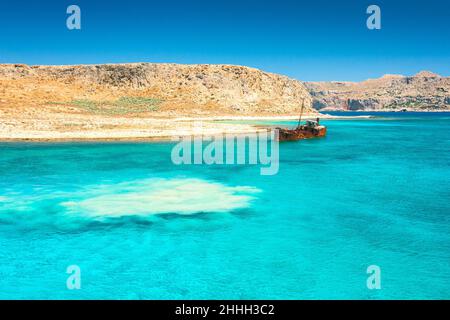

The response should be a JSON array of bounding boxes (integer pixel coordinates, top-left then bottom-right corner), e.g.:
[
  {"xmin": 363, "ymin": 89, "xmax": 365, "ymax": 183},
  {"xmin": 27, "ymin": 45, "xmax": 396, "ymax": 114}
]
[{"xmin": 277, "ymin": 99, "xmax": 327, "ymax": 141}]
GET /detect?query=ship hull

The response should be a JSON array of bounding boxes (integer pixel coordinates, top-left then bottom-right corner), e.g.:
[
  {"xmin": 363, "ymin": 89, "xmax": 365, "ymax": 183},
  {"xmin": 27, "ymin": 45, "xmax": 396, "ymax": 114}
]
[{"xmin": 277, "ymin": 126, "xmax": 327, "ymax": 141}]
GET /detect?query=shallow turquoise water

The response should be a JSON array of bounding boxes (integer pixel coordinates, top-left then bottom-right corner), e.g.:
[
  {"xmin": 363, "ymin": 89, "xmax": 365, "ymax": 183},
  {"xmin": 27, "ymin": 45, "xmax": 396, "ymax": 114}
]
[{"xmin": 0, "ymin": 113, "xmax": 449, "ymax": 299}]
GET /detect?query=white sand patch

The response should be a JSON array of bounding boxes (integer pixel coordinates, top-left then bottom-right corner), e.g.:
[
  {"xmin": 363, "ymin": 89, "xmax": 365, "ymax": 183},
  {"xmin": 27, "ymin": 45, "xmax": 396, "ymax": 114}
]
[{"xmin": 62, "ymin": 178, "xmax": 260, "ymax": 218}]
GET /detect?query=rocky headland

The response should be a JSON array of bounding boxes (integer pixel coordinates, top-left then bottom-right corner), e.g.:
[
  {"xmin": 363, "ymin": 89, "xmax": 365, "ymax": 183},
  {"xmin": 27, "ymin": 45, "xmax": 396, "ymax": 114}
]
[{"xmin": 304, "ymin": 71, "xmax": 450, "ymax": 111}]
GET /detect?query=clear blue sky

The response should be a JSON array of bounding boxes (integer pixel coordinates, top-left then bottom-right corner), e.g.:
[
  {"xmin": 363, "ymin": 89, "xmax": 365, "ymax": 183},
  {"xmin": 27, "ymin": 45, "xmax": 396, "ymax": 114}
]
[{"xmin": 0, "ymin": 0, "xmax": 448, "ymax": 81}]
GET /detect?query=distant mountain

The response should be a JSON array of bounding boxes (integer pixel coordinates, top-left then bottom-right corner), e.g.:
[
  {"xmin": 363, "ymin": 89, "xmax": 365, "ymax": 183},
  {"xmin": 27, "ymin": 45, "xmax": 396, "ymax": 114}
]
[{"xmin": 304, "ymin": 71, "xmax": 450, "ymax": 111}]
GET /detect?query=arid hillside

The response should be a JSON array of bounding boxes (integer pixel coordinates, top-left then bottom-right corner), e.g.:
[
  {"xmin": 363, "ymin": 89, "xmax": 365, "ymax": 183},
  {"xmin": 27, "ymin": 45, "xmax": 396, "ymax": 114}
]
[
  {"xmin": 0, "ymin": 63, "xmax": 313, "ymax": 117},
  {"xmin": 304, "ymin": 71, "xmax": 450, "ymax": 111},
  {"xmin": 0, "ymin": 63, "xmax": 316, "ymax": 140}
]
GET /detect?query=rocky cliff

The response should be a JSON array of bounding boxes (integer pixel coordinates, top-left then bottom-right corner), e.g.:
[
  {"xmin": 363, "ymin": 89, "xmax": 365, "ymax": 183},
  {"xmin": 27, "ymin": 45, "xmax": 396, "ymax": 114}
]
[
  {"xmin": 0, "ymin": 63, "xmax": 314, "ymax": 116},
  {"xmin": 304, "ymin": 71, "xmax": 450, "ymax": 111}
]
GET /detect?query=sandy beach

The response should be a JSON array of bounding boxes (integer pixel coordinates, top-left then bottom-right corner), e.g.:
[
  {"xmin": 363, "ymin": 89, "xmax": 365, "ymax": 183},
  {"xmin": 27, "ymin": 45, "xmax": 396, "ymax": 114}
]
[
  {"xmin": 0, "ymin": 111, "xmax": 377, "ymax": 141},
  {"xmin": 0, "ymin": 111, "xmax": 357, "ymax": 142}
]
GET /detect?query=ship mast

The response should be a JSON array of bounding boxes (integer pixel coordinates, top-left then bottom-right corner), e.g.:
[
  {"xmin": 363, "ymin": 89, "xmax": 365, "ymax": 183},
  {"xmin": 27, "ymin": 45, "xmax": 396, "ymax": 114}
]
[{"xmin": 297, "ymin": 98, "xmax": 305, "ymax": 129}]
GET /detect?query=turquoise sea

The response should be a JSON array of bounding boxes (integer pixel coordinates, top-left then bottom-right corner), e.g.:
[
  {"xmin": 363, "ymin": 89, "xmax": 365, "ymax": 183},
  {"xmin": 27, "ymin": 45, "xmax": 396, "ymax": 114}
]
[{"xmin": 0, "ymin": 112, "xmax": 449, "ymax": 299}]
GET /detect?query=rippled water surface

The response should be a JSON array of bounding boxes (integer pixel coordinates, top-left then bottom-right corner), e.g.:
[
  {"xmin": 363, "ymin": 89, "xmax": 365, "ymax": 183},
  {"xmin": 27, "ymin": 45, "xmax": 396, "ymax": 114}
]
[{"xmin": 0, "ymin": 113, "xmax": 449, "ymax": 299}]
